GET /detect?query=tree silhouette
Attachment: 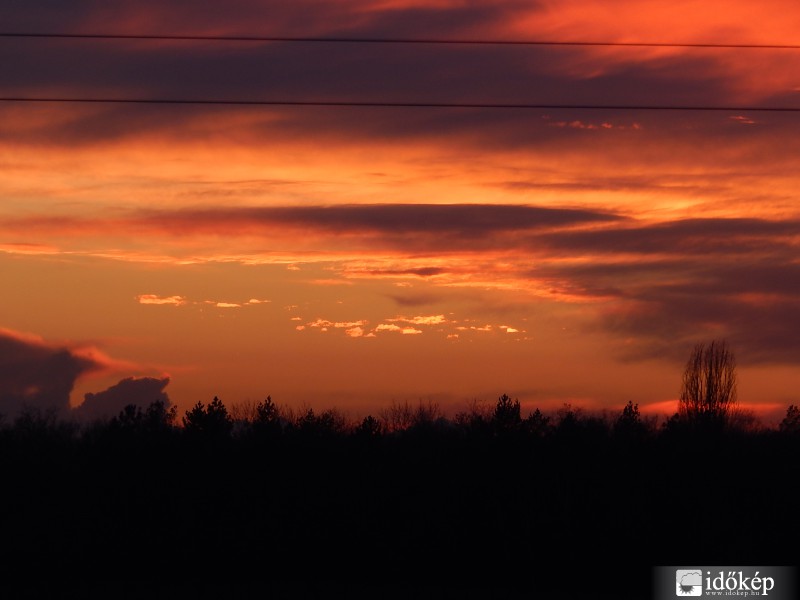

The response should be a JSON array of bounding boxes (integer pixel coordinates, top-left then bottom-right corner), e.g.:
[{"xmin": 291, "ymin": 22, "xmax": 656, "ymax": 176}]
[
  {"xmin": 613, "ymin": 401, "xmax": 647, "ymax": 439},
  {"xmin": 292, "ymin": 407, "xmax": 347, "ymax": 439},
  {"xmin": 617, "ymin": 401, "xmax": 640, "ymax": 425},
  {"xmin": 354, "ymin": 415, "xmax": 383, "ymax": 438},
  {"xmin": 182, "ymin": 396, "xmax": 233, "ymax": 439},
  {"xmin": 555, "ymin": 403, "xmax": 581, "ymax": 435},
  {"xmin": 493, "ymin": 393, "xmax": 522, "ymax": 434},
  {"xmin": 114, "ymin": 403, "xmax": 144, "ymax": 430},
  {"xmin": 11, "ymin": 405, "xmax": 77, "ymax": 444},
  {"xmin": 250, "ymin": 395, "xmax": 282, "ymax": 438},
  {"xmin": 523, "ymin": 408, "xmax": 551, "ymax": 437},
  {"xmin": 144, "ymin": 399, "xmax": 178, "ymax": 431},
  {"xmin": 255, "ymin": 395, "xmax": 279, "ymax": 424},
  {"xmin": 678, "ymin": 340, "xmax": 738, "ymax": 427},
  {"xmin": 779, "ymin": 404, "xmax": 800, "ymax": 434},
  {"xmin": 112, "ymin": 399, "xmax": 176, "ymax": 432},
  {"xmin": 379, "ymin": 399, "xmax": 442, "ymax": 433}
]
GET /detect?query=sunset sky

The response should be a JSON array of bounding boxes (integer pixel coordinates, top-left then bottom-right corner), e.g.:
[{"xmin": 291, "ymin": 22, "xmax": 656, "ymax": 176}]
[{"xmin": 2, "ymin": 0, "xmax": 800, "ymax": 423}]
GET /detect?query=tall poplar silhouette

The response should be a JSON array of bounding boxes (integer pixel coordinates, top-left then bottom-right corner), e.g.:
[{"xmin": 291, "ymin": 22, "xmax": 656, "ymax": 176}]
[{"xmin": 678, "ymin": 340, "xmax": 738, "ymax": 426}]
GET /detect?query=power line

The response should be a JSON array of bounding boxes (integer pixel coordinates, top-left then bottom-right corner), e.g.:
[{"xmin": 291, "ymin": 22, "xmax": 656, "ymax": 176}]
[
  {"xmin": 2, "ymin": 32, "xmax": 799, "ymax": 50},
  {"xmin": 0, "ymin": 97, "xmax": 798, "ymax": 112}
]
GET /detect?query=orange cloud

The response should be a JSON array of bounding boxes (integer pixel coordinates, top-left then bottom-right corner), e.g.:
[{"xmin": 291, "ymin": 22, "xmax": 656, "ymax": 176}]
[
  {"xmin": 345, "ymin": 326, "xmax": 366, "ymax": 338},
  {"xmin": 311, "ymin": 279, "xmax": 355, "ymax": 286},
  {"xmin": 137, "ymin": 294, "xmax": 187, "ymax": 306},
  {"xmin": 307, "ymin": 319, "xmax": 369, "ymax": 330},
  {"xmin": 375, "ymin": 324, "xmax": 423, "ymax": 335},
  {"xmin": 388, "ymin": 315, "xmax": 448, "ymax": 326},
  {"xmin": 212, "ymin": 302, "xmax": 241, "ymax": 309},
  {"xmin": 0, "ymin": 242, "xmax": 60, "ymax": 255}
]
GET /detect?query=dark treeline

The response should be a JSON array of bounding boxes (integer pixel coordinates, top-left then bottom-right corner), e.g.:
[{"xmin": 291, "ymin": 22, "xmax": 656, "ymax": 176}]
[{"xmin": 1, "ymin": 394, "xmax": 799, "ymax": 599}]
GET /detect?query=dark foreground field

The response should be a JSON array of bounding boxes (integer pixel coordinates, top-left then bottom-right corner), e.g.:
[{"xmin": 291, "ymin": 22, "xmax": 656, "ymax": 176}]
[{"xmin": 1, "ymin": 399, "xmax": 798, "ymax": 599}]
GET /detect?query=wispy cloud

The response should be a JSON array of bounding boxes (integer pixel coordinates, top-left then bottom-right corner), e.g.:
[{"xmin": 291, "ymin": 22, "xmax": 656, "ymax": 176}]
[{"xmin": 138, "ymin": 294, "xmax": 271, "ymax": 309}]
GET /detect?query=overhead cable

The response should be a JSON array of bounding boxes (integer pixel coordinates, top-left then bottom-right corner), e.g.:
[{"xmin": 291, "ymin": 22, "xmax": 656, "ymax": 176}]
[
  {"xmin": 0, "ymin": 97, "xmax": 797, "ymax": 112},
  {"xmin": 2, "ymin": 32, "xmax": 799, "ymax": 50}
]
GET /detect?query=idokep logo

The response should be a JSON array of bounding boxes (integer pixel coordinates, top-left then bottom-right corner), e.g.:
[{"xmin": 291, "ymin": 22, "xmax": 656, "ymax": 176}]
[
  {"xmin": 656, "ymin": 566, "xmax": 795, "ymax": 600},
  {"xmin": 676, "ymin": 570, "xmax": 704, "ymax": 596}
]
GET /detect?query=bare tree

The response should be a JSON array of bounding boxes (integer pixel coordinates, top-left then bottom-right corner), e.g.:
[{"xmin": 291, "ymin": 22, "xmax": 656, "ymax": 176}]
[{"xmin": 678, "ymin": 340, "xmax": 738, "ymax": 425}]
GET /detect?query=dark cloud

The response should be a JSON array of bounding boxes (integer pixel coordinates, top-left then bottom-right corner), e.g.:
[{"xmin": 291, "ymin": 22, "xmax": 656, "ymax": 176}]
[
  {"xmin": 356, "ymin": 266, "xmax": 446, "ymax": 279},
  {"xmin": 147, "ymin": 203, "xmax": 622, "ymax": 236},
  {"xmin": 500, "ymin": 174, "xmax": 733, "ymax": 197},
  {"xmin": 0, "ymin": 330, "xmax": 100, "ymax": 417},
  {"xmin": 4, "ymin": 0, "xmax": 799, "ymax": 155},
  {"xmin": 387, "ymin": 293, "xmax": 445, "ymax": 308},
  {"xmin": 333, "ymin": 3, "xmax": 535, "ymax": 40},
  {"xmin": 639, "ymin": 262, "xmax": 800, "ymax": 364},
  {"xmin": 532, "ymin": 219, "xmax": 800, "ymax": 364},
  {"xmin": 0, "ymin": 203, "xmax": 624, "ymax": 259},
  {"xmin": 0, "ymin": 43, "xmax": 743, "ymax": 144},
  {"xmin": 112, "ymin": 203, "xmax": 627, "ymax": 257},
  {"xmin": 75, "ymin": 376, "xmax": 171, "ymax": 421},
  {"xmin": 0, "ymin": 0, "xmax": 364, "ymax": 35},
  {"xmin": 598, "ymin": 290, "xmax": 800, "ymax": 366},
  {"xmin": 0, "ymin": 0, "xmax": 102, "ymax": 31},
  {"xmin": 538, "ymin": 217, "xmax": 800, "ymax": 256}
]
